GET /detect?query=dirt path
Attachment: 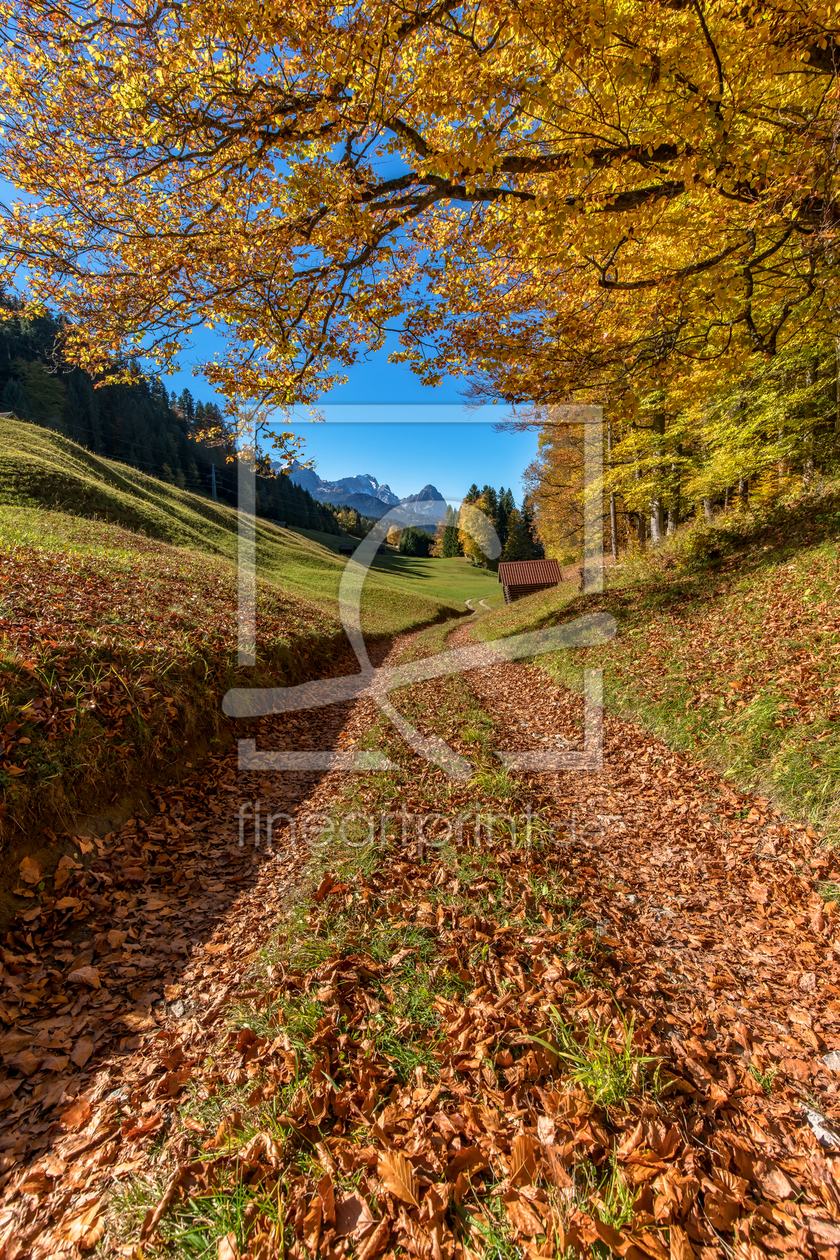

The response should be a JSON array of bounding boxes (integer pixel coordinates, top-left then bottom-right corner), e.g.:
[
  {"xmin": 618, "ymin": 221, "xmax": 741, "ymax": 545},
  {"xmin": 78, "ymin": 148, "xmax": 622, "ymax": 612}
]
[
  {"xmin": 450, "ymin": 614, "xmax": 840, "ymax": 1075},
  {"xmin": 2, "ymin": 618, "xmax": 840, "ymax": 1257},
  {"xmin": 0, "ymin": 636, "xmax": 401, "ymax": 1257}
]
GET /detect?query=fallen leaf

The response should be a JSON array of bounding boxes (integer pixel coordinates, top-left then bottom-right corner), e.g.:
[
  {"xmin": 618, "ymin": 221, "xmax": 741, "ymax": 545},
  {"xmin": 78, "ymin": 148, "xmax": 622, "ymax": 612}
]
[
  {"xmin": 217, "ymin": 1232, "xmax": 238, "ymax": 1260},
  {"xmin": 447, "ymin": 1146, "xmax": 490, "ymax": 1179},
  {"xmin": 318, "ymin": 1173, "xmax": 336, "ymax": 1227},
  {"xmin": 67, "ymin": 965, "xmax": 100, "ymax": 989},
  {"xmin": 509, "ymin": 1133, "xmax": 539, "ymax": 1188},
  {"xmin": 19, "ymin": 855, "xmax": 41, "ymax": 885},
  {"xmin": 55, "ymin": 1194, "xmax": 104, "ymax": 1249},
  {"xmin": 503, "ymin": 1191, "xmax": 544, "ymax": 1237},
  {"xmin": 377, "ymin": 1150, "xmax": 420, "ymax": 1207},
  {"xmin": 669, "ymin": 1223, "xmax": 696, "ymax": 1259},
  {"xmin": 60, "ymin": 1096, "xmax": 92, "ymax": 1132},
  {"xmin": 118, "ymin": 1008, "xmax": 158, "ymax": 1032},
  {"xmin": 70, "ymin": 1036, "xmax": 95, "ymax": 1067},
  {"xmin": 0, "ymin": 1031, "xmax": 32, "ymax": 1056},
  {"xmin": 140, "ymin": 1170, "xmax": 182, "ymax": 1241},
  {"xmin": 302, "ymin": 1197, "xmax": 322, "ymax": 1254},
  {"xmin": 121, "ymin": 1113, "xmax": 164, "ymax": 1141},
  {"xmin": 313, "ymin": 872, "xmax": 335, "ymax": 902},
  {"xmin": 40, "ymin": 1053, "xmax": 70, "ymax": 1072},
  {"xmin": 357, "ymin": 1219, "xmax": 389, "ymax": 1260},
  {"xmin": 4, "ymin": 1049, "xmax": 43, "ymax": 1076},
  {"xmin": 335, "ymin": 1194, "xmax": 376, "ymax": 1239}
]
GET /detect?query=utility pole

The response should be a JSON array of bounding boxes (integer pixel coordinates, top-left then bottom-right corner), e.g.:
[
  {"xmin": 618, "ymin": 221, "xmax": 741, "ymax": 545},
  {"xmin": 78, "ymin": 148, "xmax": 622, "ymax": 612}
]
[{"xmin": 210, "ymin": 464, "xmax": 217, "ymax": 502}]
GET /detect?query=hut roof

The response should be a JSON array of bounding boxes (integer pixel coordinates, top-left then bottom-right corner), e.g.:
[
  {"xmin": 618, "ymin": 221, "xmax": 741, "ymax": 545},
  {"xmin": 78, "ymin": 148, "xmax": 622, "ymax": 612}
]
[{"xmin": 497, "ymin": 559, "xmax": 561, "ymax": 586}]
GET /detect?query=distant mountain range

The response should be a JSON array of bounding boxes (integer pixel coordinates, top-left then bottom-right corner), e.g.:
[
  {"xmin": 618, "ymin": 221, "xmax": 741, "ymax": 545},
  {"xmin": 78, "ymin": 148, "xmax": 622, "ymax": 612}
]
[{"xmin": 281, "ymin": 460, "xmax": 448, "ymax": 526}]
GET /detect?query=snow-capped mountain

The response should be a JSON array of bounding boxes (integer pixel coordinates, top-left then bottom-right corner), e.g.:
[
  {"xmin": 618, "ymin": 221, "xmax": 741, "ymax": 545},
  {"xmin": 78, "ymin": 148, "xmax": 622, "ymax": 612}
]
[
  {"xmin": 281, "ymin": 461, "xmax": 447, "ymax": 525},
  {"xmin": 283, "ymin": 460, "xmax": 399, "ymax": 510}
]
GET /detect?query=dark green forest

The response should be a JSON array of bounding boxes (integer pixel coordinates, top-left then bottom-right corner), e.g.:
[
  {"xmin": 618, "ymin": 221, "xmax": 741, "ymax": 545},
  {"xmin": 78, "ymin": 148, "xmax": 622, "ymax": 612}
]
[
  {"xmin": 0, "ymin": 301, "xmax": 339, "ymax": 532},
  {"xmin": 460, "ymin": 484, "xmax": 543, "ymax": 566}
]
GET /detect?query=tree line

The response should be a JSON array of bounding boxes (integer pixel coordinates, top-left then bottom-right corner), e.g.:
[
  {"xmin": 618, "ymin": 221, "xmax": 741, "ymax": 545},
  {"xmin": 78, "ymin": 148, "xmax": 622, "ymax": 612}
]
[
  {"xmin": 0, "ymin": 300, "xmax": 340, "ymax": 533},
  {"xmin": 458, "ymin": 486, "xmax": 543, "ymax": 568},
  {"xmin": 380, "ymin": 487, "xmax": 542, "ymax": 566},
  {"xmin": 521, "ymin": 338, "xmax": 840, "ymax": 562},
  {"xmin": 333, "ymin": 506, "xmax": 382, "ymax": 539}
]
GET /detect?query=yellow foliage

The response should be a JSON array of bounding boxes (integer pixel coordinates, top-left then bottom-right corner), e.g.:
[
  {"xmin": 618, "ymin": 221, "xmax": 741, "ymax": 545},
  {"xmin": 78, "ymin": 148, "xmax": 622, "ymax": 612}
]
[{"xmin": 0, "ymin": 0, "xmax": 835, "ymax": 429}]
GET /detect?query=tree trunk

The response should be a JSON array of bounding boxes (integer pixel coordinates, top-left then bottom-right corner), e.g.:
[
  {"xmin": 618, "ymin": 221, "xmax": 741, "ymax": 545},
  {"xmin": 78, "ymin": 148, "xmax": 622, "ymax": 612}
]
[
  {"xmin": 738, "ymin": 476, "xmax": 749, "ymax": 507},
  {"xmin": 703, "ymin": 498, "xmax": 714, "ymax": 524},
  {"xmin": 649, "ymin": 412, "xmax": 666, "ymax": 545},
  {"xmin": 724, "ymin": 487, "xmax": 730, "ymax": 511},
  {"xmin": 650, "ymin": 496, "xmax": 665, "ymax": 544},
  {"xmin": 606, "ymin": 418, "xmax": 618, "ymax": 562},
  {"xmin": 666, "ymin": 501, "xmax": 678, "ymax": 535},
  {"xmin": 803, "ymin": 358, "xmax": 817, "ymax": 485},
  {"xmin": 667, "ymin": 452, "xmax": 681, "ymax": 535},
  {"xmin": 631, "ymin": 426, "xmax": 646, "ymax": 547}
]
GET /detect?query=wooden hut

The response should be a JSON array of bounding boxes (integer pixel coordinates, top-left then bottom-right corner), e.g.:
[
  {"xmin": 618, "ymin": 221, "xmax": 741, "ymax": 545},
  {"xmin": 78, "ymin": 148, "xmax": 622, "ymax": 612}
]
[
  {"xmin": 498, "ymin": 558, "xmax": 562, "ymax": 604},
  {"xmin": 338, "ymin": 544, "xmax": 355, "ymax": 556}
]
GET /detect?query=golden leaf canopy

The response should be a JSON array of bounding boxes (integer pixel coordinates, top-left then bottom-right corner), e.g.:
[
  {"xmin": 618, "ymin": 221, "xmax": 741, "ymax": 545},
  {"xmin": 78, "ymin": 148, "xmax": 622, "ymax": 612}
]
[{"xmin": 0, "ymin": 0, "xmax": 836, "ymax": 409}]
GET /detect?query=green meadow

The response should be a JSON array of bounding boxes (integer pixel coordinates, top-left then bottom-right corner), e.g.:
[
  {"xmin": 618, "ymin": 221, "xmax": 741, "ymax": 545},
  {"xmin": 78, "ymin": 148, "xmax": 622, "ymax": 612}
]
[{"xmin": 0, "ymin": 419, "xmax": 499, "ymax": 630}]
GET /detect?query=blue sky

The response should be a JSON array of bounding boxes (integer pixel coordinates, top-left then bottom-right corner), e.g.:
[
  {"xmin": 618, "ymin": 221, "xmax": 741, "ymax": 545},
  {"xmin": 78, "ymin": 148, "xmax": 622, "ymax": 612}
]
[
  {"xmin": 277, "ymin": 416, "xmax": 539, "ymax": 503},
  {"xmin": 168, "ymin": 329, "xmax": 539, "ymax": 502},
  {"xmin": 0, "ymin": 175, "xmax": 538, "ymax": 503}
]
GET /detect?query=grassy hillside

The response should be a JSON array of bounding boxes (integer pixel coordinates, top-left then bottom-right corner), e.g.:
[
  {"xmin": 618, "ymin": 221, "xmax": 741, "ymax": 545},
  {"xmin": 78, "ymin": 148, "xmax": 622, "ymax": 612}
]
[
  {"xmin": 0, "ymin": 419, "xmax": 462, "ymax": 632},
  {"xmin": 0, "ymin": 420, "xmax": 473, "ymax": 847},
  {"xmin": 0, "ymin": 418, "xmax": 501, "ymax": 623},
  {"xmin": 471, "ymin": 485, "xmax": 840, "ymax": 840},
  {"xmin": 0, "ymin": 508, "xmax": 338, "ymax": 850},
  {"xmin": 290, "ymin": 526, "xmax": 505, "ymax": 609}
]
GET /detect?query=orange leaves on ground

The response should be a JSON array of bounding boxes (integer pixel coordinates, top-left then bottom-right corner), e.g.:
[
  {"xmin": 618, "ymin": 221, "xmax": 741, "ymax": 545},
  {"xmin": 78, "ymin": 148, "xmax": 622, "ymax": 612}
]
[
  {"xmin": 66, "ymin": 966, "xmax": 100, "ymax": 989},
  {"xmin": 1, "ymin": 624, "xmax": 839, "ymax": 1259},
  {"xmin": 0, "ymin": 541, "xmax": 340, "ymax": 838},
  {"xmin": 509, "ymin": 1132, "xmax": 539, "ymax": 1187}
]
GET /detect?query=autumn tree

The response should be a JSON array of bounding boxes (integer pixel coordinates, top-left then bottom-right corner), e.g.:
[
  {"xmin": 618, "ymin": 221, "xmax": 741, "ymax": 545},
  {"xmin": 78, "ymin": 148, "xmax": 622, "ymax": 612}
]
[
  {"xmin": 0, "ymin": 0, "xmax": 838, "ymax": 447},
  {"xmin": 500, "ymin": 509, "xmax": 532, "ymax": 561}
]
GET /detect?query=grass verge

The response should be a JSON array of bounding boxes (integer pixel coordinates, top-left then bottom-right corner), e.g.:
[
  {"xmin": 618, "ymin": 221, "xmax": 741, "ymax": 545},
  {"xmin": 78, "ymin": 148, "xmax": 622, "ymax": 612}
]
[{"xmin": 474, "ymin": 484, "xmax": 840, "ymax": 841}]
